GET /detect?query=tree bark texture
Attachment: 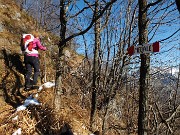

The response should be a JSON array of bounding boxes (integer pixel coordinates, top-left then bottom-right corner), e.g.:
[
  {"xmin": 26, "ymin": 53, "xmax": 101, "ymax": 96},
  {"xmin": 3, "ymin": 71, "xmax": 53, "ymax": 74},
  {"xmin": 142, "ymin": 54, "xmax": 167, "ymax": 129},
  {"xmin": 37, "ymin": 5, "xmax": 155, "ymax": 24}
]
[
  {"xmin": 90, "ymin": 0, "xmax": 101, "ymax": 131},
  {"xmin": 54, "ymin": 0, "xmax": 67, "ymax": 111},
  {"xmin": 138, "ymin": 0, "xmax": 150, "ymax": 135}
]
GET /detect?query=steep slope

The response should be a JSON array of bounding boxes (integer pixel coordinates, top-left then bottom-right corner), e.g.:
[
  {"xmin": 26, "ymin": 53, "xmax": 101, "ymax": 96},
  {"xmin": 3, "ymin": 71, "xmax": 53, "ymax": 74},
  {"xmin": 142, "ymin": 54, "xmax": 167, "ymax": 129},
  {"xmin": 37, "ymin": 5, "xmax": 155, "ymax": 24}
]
[
  {"xmin": 0, "ymin": 1, "xmax": 54, "ymax": 134},
  {"xmin": 0, "ymin": 0, "xmax": 54, "ymax": 109},
  {"xmin": 0, "ymin": 1, "xmax": 91, "ymax": 135}
]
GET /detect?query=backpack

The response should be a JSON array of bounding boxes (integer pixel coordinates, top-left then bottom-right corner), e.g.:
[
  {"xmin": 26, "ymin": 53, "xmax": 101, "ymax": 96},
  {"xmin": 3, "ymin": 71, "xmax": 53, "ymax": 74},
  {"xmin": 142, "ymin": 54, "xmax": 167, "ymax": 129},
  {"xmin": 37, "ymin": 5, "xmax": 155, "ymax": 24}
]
[{"xmin": 21, "ymin": 34, "xmax": 38, "ymax": 54}]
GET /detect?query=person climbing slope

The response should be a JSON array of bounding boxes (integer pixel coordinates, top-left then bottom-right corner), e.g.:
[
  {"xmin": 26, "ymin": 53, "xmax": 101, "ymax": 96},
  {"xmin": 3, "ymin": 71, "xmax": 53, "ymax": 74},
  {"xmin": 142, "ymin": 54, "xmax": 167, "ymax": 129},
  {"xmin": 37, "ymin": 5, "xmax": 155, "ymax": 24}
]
[{"xmin": 21, "ymin": 31, "xmax": 47, "ymax": 90}]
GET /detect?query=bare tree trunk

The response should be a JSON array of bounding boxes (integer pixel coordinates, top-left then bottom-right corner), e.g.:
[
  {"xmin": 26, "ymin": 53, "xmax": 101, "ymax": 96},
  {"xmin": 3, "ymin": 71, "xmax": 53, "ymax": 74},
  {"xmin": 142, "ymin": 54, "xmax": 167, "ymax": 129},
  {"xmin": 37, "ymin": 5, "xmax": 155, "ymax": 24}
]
[
  {"xmin": 138, "ymin": 0, "xmax": 149, "ymax": 134},
  {"xmin": 176, "ymin": 0, "xmax": 180, "ymax": 12},
  {"xmin": 53, "ymin": 0, "xmax": 117, "ymax": 113},
  {"xmin": 90, "ymin": 0, "xmax": 101, "ymax": 131},
  {"xmin": 54, "ymin": 0, "xmax": 67, "ymax": 111}
]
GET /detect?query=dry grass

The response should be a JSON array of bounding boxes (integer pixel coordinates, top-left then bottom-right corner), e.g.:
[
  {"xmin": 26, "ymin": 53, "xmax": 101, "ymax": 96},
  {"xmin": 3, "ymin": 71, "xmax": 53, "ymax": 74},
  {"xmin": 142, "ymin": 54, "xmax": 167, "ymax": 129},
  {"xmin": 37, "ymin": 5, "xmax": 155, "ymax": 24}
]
[
  {"xmin": 0, "ymin": 87, "xmax": 93, "ymax": 135},
  {"xmin": 56, "ymin": 95, "xmax": 91, "ymax": 135},
  {"xmin": 0, "ymin": 108, "xmax": 38, "ymax": 135},
  {"xmin": 0, "ymin": 0, "xmax": 93, "ymax": 134}
]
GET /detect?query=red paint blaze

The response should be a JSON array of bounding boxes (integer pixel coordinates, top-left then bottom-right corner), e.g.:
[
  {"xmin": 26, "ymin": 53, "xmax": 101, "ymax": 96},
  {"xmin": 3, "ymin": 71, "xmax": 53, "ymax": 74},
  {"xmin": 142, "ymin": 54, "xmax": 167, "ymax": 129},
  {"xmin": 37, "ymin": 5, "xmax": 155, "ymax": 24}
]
[
  {"xmin": 153, "ymin": 42, "xmax": 160, "ymax": 52},
  {"xmin": 127, "ymin": 46, "xmax": 134, "ymax": 56}
]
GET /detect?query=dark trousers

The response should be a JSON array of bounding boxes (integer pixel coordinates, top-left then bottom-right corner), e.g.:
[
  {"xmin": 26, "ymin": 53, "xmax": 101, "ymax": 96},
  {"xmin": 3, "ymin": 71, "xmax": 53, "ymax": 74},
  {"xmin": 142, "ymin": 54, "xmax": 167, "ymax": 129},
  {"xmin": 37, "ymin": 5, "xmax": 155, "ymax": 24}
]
[{"xmin": 24, "ymin": 55, "xmax": 40, "ymax": 86}]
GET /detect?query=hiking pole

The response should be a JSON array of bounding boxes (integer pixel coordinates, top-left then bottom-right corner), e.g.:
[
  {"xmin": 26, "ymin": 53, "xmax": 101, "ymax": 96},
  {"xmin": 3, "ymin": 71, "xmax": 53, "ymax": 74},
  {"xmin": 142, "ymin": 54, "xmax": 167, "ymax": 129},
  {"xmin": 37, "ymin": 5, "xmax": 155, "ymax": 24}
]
[
  {"xmin": 43, "ymin": 48, "xmax": 47, "ymax": 83},
  {"xmin": 40, "ymin": 36, "xmax": 47, "ymax": 83},
  {"xmin": 43, "ymin": 42, "xmax": 47, "ymax": 83}
]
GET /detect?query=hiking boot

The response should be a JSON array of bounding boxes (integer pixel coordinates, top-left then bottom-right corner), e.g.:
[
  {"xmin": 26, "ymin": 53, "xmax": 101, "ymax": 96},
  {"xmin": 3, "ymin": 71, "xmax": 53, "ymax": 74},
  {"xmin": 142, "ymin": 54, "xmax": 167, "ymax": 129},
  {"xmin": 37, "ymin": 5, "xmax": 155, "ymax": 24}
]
[
  {"xmin": 32, "ymin": 85, "xmax": 39, "ymax": 89},
  {"xmin": 25, "ymin": 84, "xmax": 33, "ymax": 91}
]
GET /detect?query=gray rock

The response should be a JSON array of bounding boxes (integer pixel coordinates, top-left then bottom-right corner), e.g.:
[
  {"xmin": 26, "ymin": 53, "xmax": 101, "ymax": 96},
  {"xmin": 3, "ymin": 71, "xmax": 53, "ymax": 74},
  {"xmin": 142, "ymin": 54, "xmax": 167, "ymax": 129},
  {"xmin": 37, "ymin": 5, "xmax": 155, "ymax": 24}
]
[
  {"xmin": 12, "ymin": 12, "xmax": 21, "ymax": 21},
  {"xmin": 0, "ymin": 23, "xmax": 4, "ymax": 32}
]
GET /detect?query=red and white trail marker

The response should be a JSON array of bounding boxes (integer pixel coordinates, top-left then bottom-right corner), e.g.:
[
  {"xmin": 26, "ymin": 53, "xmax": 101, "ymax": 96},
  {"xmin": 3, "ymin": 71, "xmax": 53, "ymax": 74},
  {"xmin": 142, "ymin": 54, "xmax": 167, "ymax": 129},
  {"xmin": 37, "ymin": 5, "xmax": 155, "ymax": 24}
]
[{"xmin": 127, "ymin": 42, "xmax": 160, "ymax": 56}]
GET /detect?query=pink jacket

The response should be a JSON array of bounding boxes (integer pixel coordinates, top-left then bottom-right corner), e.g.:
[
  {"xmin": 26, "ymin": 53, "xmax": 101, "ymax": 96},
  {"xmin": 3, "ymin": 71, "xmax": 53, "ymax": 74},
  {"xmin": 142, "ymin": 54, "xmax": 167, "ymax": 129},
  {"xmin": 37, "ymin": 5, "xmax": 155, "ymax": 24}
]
[{"xmin": 26, "ymin": 38, "xmax": 46, "ymax": 57}]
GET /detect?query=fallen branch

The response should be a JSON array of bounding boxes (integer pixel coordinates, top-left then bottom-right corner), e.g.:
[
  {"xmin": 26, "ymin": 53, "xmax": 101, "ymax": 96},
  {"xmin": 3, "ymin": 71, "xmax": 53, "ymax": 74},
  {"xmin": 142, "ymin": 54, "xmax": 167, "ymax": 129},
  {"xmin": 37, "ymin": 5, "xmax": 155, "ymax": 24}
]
[{"xmin": 155, "ymin": 103, "xmax": 173, "ymax": 133}]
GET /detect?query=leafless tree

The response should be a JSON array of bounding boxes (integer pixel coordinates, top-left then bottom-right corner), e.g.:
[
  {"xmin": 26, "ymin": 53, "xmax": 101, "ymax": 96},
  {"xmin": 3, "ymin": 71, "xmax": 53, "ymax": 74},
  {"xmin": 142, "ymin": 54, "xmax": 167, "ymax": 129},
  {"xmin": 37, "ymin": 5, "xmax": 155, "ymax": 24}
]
[{"xmin": 14, "ymin": 0, "xmax": 179, "ymax": 134}]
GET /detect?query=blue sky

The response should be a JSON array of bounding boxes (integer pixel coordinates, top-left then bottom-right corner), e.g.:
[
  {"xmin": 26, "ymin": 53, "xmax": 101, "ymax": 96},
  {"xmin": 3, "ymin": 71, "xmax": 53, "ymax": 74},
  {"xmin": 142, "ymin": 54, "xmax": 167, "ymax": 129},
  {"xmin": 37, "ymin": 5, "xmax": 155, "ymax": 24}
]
[
  {"xmin": 75, "ymin": 0, "xmax": 179, "ymax": 70},
  {"xmin": 23, "ymin": 0, "xmax": 179, "ymax": 70}
]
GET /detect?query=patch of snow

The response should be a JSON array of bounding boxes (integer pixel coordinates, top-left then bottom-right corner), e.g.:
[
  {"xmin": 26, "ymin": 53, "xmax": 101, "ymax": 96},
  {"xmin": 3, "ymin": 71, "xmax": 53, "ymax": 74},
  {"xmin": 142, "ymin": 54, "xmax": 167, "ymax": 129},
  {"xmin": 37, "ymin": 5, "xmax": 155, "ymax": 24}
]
[
  {"xmin": 12, "ymin": 115, "xmax": 18, "ymax": 121},
  {"xmin": 82, "ymin": 125, "xmax": 86, "ymax": 129},
  {"xmin": 24, "ymin": 95, "xmax": 40, "ymax": 106},
  {"xmin": 38, "ymin": 85, "xmax": 43, "ymax": 91},
  {"xmin": 34, "ymin": 93, "xmax": 38, "ymax": 98},
  {"xmin": 43, "ymin": 82, "xmax": 55, "ymax": 88},
  {"xmin": 16, "ymin": 95, "xmax": 40, "ymax": 112},
  {"xmin": 16, "ymin": 105, "xmax": 26, "ymax": 112},
  {"xmin": 12, "ymin": 128, "xmax": 21, "ymax": 135},
  {"xmin": 38, "ymin": 81, "xmax": 55, "ymax": 91}
]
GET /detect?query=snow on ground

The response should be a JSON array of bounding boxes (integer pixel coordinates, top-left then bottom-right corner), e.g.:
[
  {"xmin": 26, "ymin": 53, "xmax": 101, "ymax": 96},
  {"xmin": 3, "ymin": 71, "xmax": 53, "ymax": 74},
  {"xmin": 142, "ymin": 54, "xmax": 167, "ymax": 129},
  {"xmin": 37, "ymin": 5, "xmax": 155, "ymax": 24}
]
[
  {"xmin": 38, "ymin": 81, "xmax": 55, "ymax": 91},
  {"xmin": 12, "ymin": 82, "xmax": 94, "ymax": 135},
  {"xmin": 12, "ymin": 128, "xmax": 21, "ymax": 135},
  {"xmin": 16, "ymin": 81, "xmax": 55, "ymax": 112},
  {"xmin": 12, "ymin": 82, "xmax": 55, "ymax": 135},
  {"xmin": 16, "ymin": 95, "xmax": 40, "ymax": 112}
]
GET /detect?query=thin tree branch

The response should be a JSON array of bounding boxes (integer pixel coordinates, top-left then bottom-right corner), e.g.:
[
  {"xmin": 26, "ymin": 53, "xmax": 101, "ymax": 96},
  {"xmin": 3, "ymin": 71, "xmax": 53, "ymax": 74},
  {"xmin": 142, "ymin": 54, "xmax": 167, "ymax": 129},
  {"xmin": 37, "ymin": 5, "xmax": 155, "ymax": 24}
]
[
  {"xmin": 166, "ymin": 105, "xmax": 180, "ymax": 122},
  {"xmin": 144, "ymin": 0, "xmax": 164, "ymax": 12},
  {"xmin": 159, "ymin": 28, "xmax": 180, "ymax": 42},
  {"xmin": 155, "ymin": 102, "xmax": 173, "ymax": 133},
  {"xmin": 60, "ymin": 0, "xmax": 117, "ymax": 46}
]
